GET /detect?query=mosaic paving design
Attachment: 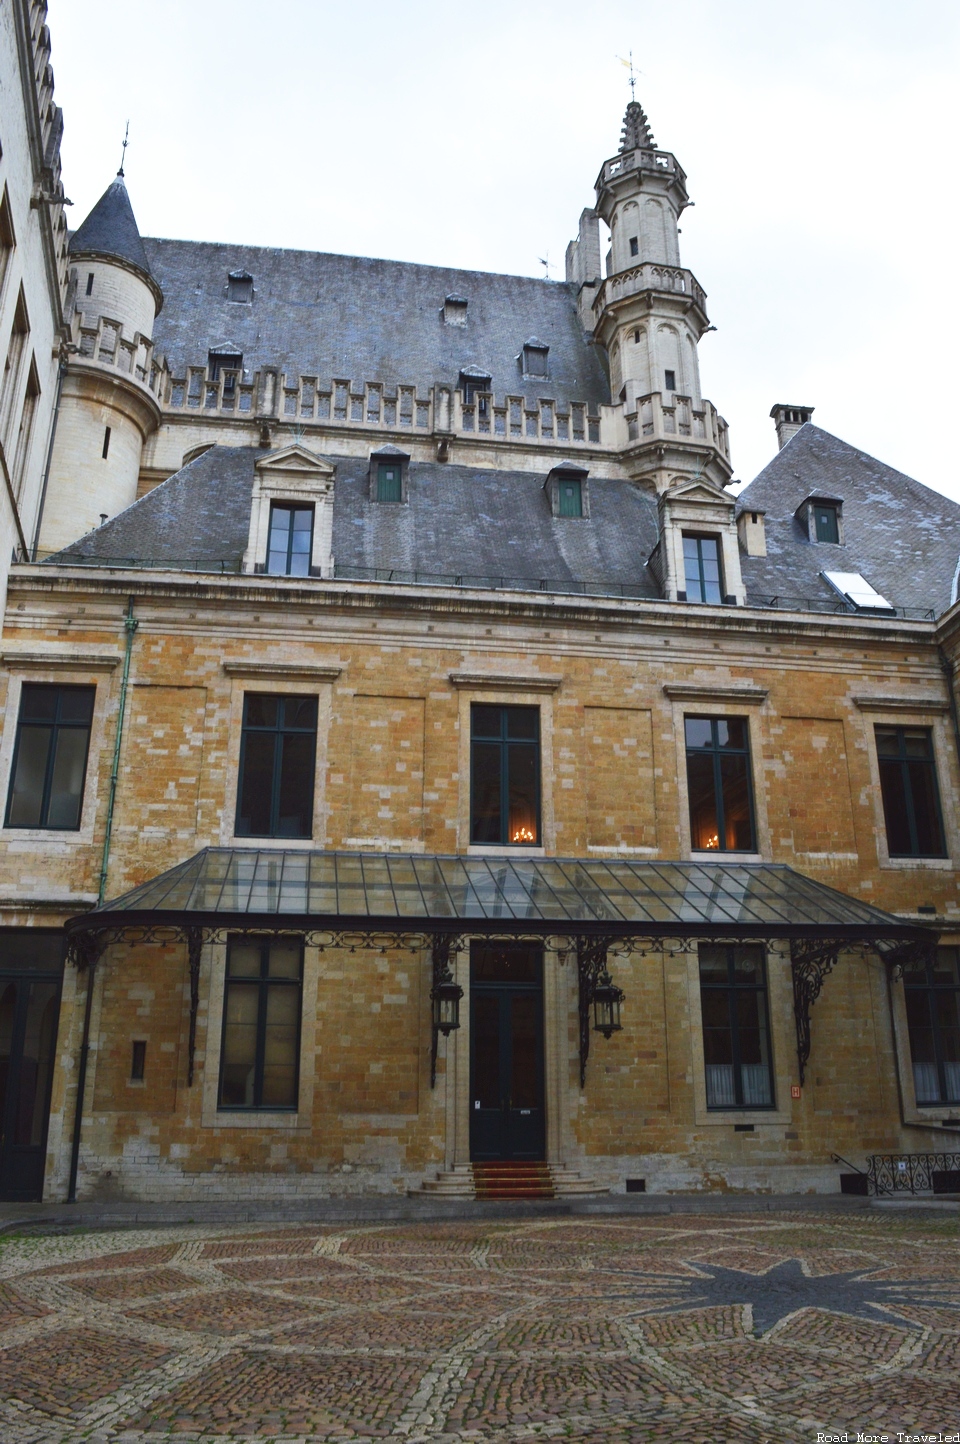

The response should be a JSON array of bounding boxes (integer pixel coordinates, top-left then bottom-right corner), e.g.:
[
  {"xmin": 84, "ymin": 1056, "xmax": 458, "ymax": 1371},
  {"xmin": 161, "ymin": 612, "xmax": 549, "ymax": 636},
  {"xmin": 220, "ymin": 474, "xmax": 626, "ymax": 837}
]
[{"xmin": 0, "ymin": 1210, "xmax": 957, "ymax": 1441}]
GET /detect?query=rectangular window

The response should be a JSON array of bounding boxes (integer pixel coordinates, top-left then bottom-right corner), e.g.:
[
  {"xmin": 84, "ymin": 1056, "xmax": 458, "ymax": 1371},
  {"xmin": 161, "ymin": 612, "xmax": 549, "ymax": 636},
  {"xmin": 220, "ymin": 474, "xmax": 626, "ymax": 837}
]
[
  {"xmin": 664, "ymin": 368, "xmax": 676, "ymax": 391},
  {"xmin": 814, "ymin": 503, "xmax": 839, "ymax": 543},
  {"xmin": 699, "ymin": 945, "xmax": 774, "ymax": 1108},
  {"xmin": 682, "ymin": 533, "xmax": 722, "ymax": 604},
  {"xmin": 557, "ymin": 477, "xmax": 582, "ymax": 517},
  {"xmin": 376, "ymin": 462, "xmax": 402, "ymax": 503},
  {"xmin": 470, "ymin": 704, "xmax": 540, "ymax": 846},
  {"xmin": 0, "ymin": 188, "xmax": 14, "ymax": 301},
  {"xmin": 875, "ymin": 726, "xmax": 946, "ymax": 858},
  {"xmin": 235, "ymin": 694, "xmax": 317, "ymax": 838},
  {"xmin": 219, "ymin": 936, "xmax": 302, "ymax": 1110},
  {"xmin": 5, "ymin": 685, "xmax": 95, "ymax": 830},
  {"xmin": 267, "ymin": 502, "xmax": 314, "ymax": 577},
  {"xmin": 101, "ymin": 425, "xmax": 111, "ymax": 459},
  {"xmin": 85, "ymin": 272, "xmax": 94, "ymax": 296},
  {"xmin": 130, "ymin": 1040, "xmax": 146, "ymax": 1081},
  {"xmin": 685, "ymin": 716, "xmax": 756, "ymax": 852},
  {"xmin": 629, "ymin": 236, "xmax": 639, "ymax": 256},
  {"xmin": 904, "ymin": 947, "xmax": 960, "ymax": 1104}
]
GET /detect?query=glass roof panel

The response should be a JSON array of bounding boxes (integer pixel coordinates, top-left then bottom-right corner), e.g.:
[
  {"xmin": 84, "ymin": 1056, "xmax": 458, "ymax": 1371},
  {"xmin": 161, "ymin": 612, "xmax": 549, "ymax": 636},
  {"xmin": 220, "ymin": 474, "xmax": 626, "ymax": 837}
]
[{"xmin": 79, "ymin": 848, "xmax": 928, "ymax": 942}]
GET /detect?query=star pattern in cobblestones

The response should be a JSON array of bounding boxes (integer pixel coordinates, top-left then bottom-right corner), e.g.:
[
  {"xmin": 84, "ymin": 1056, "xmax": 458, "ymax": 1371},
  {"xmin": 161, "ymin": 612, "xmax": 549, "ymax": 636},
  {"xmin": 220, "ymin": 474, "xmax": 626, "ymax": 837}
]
[
  {"xmin": 0, "ymin": 1211, "xmax": 957, "ymax": 1442},
  {"xmin": 632, "ymin": 1255, "xmax": 960, "ymax": 1333}
]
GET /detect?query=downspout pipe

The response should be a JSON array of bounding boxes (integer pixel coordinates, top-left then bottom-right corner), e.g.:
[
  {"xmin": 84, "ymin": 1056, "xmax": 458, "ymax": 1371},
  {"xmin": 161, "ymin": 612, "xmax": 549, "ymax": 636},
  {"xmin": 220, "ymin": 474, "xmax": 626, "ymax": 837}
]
[
  {"xmin": 31, "ymin": 359, "xmax": 66, "ymax": 560},
  {"xmin": 938, "ymin": 645, "xmax": 960, "ymax": 777},
  {"xmin": 67, "ymin": 596, "xmax": 137, "ymax": 1202}
]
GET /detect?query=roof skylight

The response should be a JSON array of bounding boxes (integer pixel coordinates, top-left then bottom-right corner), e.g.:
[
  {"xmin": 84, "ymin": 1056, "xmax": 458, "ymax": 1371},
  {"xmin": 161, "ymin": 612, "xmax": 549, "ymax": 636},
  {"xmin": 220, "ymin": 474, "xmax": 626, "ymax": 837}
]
[{"xmin": 822, "ymin": 571, "xmax": 894, "ymax": 612}]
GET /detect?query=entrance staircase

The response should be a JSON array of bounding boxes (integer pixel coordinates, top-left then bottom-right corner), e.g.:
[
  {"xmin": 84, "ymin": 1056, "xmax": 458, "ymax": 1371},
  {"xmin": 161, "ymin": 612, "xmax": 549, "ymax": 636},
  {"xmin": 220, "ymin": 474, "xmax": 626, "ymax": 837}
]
[{"xmin": 415, "ymin": 1162, "xmax": 607, "ymax": 1199}]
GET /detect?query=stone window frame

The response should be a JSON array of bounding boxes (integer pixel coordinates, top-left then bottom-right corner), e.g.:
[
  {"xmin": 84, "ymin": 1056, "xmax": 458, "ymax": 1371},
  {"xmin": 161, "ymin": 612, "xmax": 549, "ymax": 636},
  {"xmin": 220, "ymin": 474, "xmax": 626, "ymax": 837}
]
[
  {"xmin": 244, "ymin": 446, "xmax": 336, "ymax": 579},
  {"xmin": 888, "ymin": 935, "xmax": 960, "ymax": 1128},
  {"xmin": 0, "ymin": 654, "xmax": 119, "ymax": 854},
  {"xmin": 450, "ymin": 673, "xmax": 561, "ymax": 857},
  {"xmin": 219, "ymin": 665, "xmax": 340, "ymax": 850},
  {"xmin": 853, "ymin": 697, "xmax": 958, "ymax": 872},
  {"xmin": 200, "ymin": 935, "xmax": 319, "ymax": 1130},
  {"xmin": 684, "ymin": 940, "xmax": 794, "ymax": 1128},
  {"xmin": 543, "ymin": 465, "xmax": 590, "ymax": 520},
  {"xmin": 664, "ymin": 686, "xmax": 771, "ymax": 863}
]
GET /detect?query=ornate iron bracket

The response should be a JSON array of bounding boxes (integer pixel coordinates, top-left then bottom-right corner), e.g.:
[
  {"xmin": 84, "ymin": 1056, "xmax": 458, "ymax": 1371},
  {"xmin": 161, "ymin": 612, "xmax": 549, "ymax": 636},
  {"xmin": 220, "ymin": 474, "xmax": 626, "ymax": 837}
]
[
  {"xmin": 791, "ymin": 939, "xmax": 841, "ymax": 1085},
  {"xmin": 185, "ymin": 927, "xmax": 203, "ymax": 1087},
  {"xmin": 576, "ymin": 936, "xmax": 617, "ymax": 1088},
  {"xmin": 429, "ymin": 932, "xmax": 463, "ymax": 1089}
]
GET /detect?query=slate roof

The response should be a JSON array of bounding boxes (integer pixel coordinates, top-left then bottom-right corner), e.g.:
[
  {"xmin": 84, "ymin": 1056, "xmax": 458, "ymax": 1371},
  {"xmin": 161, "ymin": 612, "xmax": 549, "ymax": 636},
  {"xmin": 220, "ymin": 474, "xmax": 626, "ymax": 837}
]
[
  {"xmin": 141, "ymin": 238, "xmax": 610, "ymax": 412},
  {"xmin": 737, "ymin": 424, "xmax": 960, "ymax": 616},
  {"xmin": 52, "ymin": 445, "xmax": 660, "ymax": 595},
  {"xmin": 69, "ymin": 175, "xmax": 155, "ymax": 281}
]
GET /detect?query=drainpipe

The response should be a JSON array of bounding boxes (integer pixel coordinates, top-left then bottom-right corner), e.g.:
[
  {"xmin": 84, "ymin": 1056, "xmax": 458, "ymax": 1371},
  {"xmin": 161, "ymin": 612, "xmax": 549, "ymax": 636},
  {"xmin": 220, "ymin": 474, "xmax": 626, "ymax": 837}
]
[
  {"xmin": 66, "ymin": 597, "xmax": 137, "ymax": 1202},
  {"xmin": 99, "ymin": 596, "xmax": 138, "ymax": 905},
  {"xmin": 30, "ymin": 358, "xmax": 66, "ymax": 560},
  {"xmin": 938, "ymin": 645, "xmax": 960, "ymax": 776}
]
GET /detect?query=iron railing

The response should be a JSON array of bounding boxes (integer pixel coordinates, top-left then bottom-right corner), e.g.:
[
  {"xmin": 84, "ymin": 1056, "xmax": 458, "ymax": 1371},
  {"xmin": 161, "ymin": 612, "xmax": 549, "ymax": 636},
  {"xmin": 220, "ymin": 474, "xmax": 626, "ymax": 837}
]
[{"xmin": 867, "ymin": 1152, "xmax": 960, "ymax": 1195}]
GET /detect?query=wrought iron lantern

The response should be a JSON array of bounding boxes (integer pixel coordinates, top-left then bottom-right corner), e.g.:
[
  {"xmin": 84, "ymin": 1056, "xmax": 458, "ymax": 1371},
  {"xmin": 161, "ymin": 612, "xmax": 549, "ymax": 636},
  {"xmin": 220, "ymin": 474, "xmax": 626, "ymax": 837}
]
[
  {"xmin": 592, "ymin": 969, "xmax": 624, "ymax": 1038},
  {"xmin": 431, "ymin": 973, "xmax": 463, "ymax": 1036}
]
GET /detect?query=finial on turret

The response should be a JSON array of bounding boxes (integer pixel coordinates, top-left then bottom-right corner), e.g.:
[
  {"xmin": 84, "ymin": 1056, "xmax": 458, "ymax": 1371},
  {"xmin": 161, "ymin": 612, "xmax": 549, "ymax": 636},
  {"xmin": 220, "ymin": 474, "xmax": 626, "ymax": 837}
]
[
  {"xmin": 117, "ymin": 120, "xmax": 129, "ymax": 178},
  {"xmin": 620, "ymin": 99, "xmax": 656, "ymax": 153}
]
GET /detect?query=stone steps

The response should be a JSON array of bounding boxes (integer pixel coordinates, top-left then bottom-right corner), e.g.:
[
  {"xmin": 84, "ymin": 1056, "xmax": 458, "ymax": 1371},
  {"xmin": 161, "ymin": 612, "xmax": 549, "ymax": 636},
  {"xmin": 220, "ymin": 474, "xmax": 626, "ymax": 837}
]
[{"xmin": 415, "ymin": 1163, "xmax": 608, "ymax": 1199}]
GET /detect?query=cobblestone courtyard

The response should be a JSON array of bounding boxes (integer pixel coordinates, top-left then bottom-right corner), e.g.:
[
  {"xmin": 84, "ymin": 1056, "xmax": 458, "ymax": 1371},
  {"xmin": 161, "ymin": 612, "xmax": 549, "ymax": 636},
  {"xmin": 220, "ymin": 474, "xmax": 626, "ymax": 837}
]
[{"xmin": 0, "ymin": 1209, "xmax": 957, "ymax": 1442}]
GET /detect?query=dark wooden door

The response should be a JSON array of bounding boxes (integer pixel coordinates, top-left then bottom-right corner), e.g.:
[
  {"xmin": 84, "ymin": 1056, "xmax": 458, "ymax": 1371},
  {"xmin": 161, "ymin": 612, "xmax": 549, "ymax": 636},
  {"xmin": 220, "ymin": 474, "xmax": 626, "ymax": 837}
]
[
  {"xmin": 0, "ymin": 976, "xmax": 60, "ymax": 1201},
  {"xmin": 469, "ymin": 944, "xmax": 545, "ymax": 1161}
]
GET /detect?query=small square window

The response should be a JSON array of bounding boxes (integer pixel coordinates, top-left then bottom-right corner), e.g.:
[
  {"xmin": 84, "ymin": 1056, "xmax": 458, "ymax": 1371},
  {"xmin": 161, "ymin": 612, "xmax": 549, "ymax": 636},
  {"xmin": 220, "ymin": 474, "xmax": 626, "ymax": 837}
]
[
  {"xmin": 267, "ymin": 503, "xmax": 313, "ymax": 576},
  {"xmin": 377, "ymin": 462, "xmax": 402, "ymax": 503},
  {"xmin": 227, "ymin": 271, "xmax": 253, "ymax": 303},
  {"xmin": 664, "ymin": 369, "xmax": 676, "ymax": 392}
]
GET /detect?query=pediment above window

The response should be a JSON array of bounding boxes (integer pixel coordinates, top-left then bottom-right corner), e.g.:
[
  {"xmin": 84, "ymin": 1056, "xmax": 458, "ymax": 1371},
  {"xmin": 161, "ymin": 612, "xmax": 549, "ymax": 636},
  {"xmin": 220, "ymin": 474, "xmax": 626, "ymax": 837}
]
[
  {"xmin": 254, "ymin": 444, "xmax": 336, "ymax": 489},
  {"xmin": 245, "ymin": 445, "xmax": 337, "ymax": 577},
  {"xmin": 653, "ymin": 476, "xmax": 744, "ymax": 605}
]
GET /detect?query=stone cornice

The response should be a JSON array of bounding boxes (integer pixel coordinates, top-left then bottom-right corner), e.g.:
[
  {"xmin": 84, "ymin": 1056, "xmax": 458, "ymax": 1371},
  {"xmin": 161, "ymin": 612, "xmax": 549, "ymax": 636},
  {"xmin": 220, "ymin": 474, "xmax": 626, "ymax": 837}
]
[
  {"xmin": 852, "ymin": 694, "xmax": 948, "ymax": 713},
  {"xmin": 1, "ymin": 647, "xmax": 121, "ymax": 670},
  {"xmin": 663, "ymin": 683, "xmax": 768, "ymax": 704},
  {"xmin": 449, "ymin": 671, "xmax": 563, "ymax": 692},
  {"xmin": 62, "ymin": 361, "xmax": 163, "ymax": 436},
  {"xmin": 222, "ymin": 661, "xmax": 342, "ymax": 680}
]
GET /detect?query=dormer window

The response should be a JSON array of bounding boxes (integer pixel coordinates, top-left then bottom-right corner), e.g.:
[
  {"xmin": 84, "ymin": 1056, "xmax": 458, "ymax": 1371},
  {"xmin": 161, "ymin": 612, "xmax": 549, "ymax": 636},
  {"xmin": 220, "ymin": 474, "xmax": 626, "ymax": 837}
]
[
  {"xmin": 208, "ymin": 347, "xmax": 243, "ymax": 398},
  {"xmin": 459, "ymin": 367, "xmax": 492, "ymax": 418},
  {"xmin": 369, "ymin": 445, "xmax": 409, "ymax": 504},
  {"xmin": 544, "ymin": 463, "xmax": 589, "ymax": 519},
  {"xmin": 227, "ymin": 269, "xmax": 253, "ymax": 303},
  {"xmin": 520, "ymin": 339, "xmax": 549, "ymax": 380},
  {"xmin": 443, "ymin": 295, "xmax": 468, "ymax": 326},
  {"xmin": 814, "ymin": 502, "xmax": 839, "ymax": 543},
  {"xmin": 267, "ymin": 503, "xmax": 314, "ymax": 577}
]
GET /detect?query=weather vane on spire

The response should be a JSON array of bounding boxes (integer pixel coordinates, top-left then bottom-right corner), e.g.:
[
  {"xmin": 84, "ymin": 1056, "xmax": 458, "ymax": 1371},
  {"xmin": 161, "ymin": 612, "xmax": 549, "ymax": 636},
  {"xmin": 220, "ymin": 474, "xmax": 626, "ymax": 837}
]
[
  {"xmin": 118, "ymin": 121, "xmax": 129, "ymax": 178},
  {"xmin": 617, "ymin": 50, "xmax": 637, "ymax": 101}
]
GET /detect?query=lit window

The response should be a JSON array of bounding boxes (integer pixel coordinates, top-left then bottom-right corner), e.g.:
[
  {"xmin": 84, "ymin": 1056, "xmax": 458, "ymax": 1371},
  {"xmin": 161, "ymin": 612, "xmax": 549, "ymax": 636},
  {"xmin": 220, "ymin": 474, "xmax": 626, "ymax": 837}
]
[
  {"xmin": 377, "ymin": 462, "xmax": 402, "ymax": 503},
  {"xmin": 235, "ymin": 694, "xmax": 317, "ymax": 839},
  {"xmin": 219, "ymin": 936, "xmax": 302, "ymax": 1110},
  {"xmin": 903, "ymin": 948, "xmax": 960, "ymax": 1105},
  {"xmin": 5, "ymin": 685, "xmax": 95, "ymax": 830},
  {"xmin": 664, "ymin": 369, "xmax": 676, "ymax": 392},
  {"xmin": 699, "ymin": 946, "xmax": 774, "ymax": 1108},
  {"xmin": 875, "ymin": 726, "xmax": 946, "ymax": 858},
  {"xmin": 558, "ymin": 477, "xmax": 582, "ymax": 517},
  {"xmin": 470, "ymin": 704, "xmax": 540, "ymax": 845},
  {"xmin": 814, "ymin": 503, "xmax": 839, "ymax": 543},
  {"xmin": 685, "ymin": 716, "xmax": 756, "ymax": 852},
  {"xmin": 682, "ymin": 534, "xmax": 722, "ymax": 604},
  {"xmin": 267, "ymin": 503, "xmax": 313, "ymax": 576}
]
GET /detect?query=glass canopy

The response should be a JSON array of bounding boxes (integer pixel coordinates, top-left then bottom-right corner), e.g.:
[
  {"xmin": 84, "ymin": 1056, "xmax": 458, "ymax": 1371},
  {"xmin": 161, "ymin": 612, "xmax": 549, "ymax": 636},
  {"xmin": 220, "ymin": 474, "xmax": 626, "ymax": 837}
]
[{"xmin": 66, "ymin": 848, "xmax": 931, "ymax": 945}]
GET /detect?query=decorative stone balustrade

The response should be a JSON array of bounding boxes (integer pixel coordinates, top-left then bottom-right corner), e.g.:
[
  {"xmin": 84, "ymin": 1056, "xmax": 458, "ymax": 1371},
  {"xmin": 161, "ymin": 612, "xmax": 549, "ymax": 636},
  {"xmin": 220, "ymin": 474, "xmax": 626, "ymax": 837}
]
[
  {"xmin": 593, "ymin": 262, "xmax": 707, "ymax": 319},
  {"xmin": 74, "ymin": 314, "xmax": 165, "ymax": 394},
  {"xmin": 624, "ymin": 392, "xmax": 730, "ymax": 461},
  {"xmin": 161, "ymin": 368, "xmax": 605, "ymax": 447},
  {"xmin": 602, "ymin": 148, "xmax": 678, "ymax": 183}
]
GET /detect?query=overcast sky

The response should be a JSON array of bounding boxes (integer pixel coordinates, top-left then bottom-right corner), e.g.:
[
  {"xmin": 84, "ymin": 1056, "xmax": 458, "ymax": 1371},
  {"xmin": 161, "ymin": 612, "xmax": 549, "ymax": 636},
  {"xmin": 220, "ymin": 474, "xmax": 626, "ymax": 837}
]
[{"xmin": 47, "ymin": 0, "xmax": 960, "ymax": 497}]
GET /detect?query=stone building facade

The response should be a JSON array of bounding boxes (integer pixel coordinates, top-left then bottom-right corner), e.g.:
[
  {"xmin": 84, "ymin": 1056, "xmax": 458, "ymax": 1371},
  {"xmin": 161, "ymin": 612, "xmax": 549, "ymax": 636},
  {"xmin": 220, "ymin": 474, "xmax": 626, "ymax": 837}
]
[{"xmin": 1, "ymin": 51, "xmax": 959, "ymax": 1204}]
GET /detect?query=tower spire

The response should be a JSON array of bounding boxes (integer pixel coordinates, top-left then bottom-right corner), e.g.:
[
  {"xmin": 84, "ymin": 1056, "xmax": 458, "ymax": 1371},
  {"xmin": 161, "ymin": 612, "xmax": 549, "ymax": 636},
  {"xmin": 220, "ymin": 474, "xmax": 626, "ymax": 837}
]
[
  {"xmin": 117, "ymin": 120, "xmax": 129, "ymax": 178},
  {"xmin": 619, "ymin": 99, "xmax": 656, "ymax": 153}
]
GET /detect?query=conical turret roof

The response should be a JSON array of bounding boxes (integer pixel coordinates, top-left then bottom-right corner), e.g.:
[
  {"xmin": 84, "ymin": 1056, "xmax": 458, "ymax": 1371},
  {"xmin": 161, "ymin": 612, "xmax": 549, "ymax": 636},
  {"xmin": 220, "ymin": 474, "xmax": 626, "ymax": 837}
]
[
  {"xmin": 69, "ymin": 172, "xmax": 154, "ymax": 280},
  {"xmin": 619, "ymin": 100, "xmax": 656, "ymax": 153}
]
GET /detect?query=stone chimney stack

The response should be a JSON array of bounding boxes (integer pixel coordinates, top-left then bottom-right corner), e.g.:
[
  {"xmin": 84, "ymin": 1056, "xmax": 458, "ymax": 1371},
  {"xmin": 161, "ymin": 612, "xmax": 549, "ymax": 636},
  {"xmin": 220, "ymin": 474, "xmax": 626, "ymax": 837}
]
[{"xmin": 770, "ymin": 403, "xmax": 814, "ymax": 451}]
